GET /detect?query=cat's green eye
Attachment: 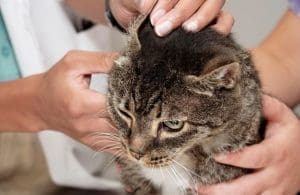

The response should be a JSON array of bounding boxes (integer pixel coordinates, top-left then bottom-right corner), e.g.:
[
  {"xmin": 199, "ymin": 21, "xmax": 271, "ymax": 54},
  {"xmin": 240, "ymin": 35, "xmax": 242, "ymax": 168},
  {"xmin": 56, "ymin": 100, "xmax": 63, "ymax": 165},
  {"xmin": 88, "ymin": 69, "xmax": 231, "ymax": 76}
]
[{"xmin": 163, "ymin": 120, "xmax": 184, "ymax": 132}]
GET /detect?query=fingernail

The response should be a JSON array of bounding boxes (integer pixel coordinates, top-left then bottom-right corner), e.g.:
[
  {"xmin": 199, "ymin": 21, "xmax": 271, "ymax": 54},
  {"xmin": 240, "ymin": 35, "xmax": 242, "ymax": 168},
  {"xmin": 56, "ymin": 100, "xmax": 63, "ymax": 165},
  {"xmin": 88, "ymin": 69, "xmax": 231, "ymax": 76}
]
[
  {"xmin": 150, "ymin": 9, "xmax": 166, "ymax": 25},
  {"xmin": 155, "ymin": 20, "xmax": 173, "ymax": 37},
  {"xmin": 183, "ymin": 21, "xmax": 199, "ymax": 32}
]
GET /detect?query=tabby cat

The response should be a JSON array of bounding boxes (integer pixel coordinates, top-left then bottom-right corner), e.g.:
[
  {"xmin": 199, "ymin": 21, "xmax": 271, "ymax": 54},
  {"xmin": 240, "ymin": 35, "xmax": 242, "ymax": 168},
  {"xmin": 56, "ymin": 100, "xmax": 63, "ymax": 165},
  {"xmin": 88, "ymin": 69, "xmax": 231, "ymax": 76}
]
[{"xmin": 107, "ymin": 15, "xmax": 262, "ymax": 195}]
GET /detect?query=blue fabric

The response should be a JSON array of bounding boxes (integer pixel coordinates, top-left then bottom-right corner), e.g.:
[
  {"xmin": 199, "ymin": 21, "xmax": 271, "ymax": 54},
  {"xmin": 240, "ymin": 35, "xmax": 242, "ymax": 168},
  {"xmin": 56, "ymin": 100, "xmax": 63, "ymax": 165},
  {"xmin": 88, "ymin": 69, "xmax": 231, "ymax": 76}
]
[
  {"xmin": 0, "ymin": 11, "xmax": 21, "ymax": 82},
  {"xmin": 289, "ymin": 0, "xmax": 300, "ymax": 16}
]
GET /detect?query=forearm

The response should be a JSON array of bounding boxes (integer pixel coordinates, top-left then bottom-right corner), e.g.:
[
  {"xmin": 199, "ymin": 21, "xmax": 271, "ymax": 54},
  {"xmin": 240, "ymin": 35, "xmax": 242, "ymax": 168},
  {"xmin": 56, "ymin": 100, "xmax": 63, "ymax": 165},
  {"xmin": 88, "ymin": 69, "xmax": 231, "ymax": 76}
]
[
  {"xmin": 64, "ymin": 0, "xmax": 106, "ymax": 24},
  {"xmin": 0, "ymin": 74, "xmax": 45, "ymax": 133},
  {"xmin": 251, "ymin": 10, "xmax": 300, "ymax": 107}
]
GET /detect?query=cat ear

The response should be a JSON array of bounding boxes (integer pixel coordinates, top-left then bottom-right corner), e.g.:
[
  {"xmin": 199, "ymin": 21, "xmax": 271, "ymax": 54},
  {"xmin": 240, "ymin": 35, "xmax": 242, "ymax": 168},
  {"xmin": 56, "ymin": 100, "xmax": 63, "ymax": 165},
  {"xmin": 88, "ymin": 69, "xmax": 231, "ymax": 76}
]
[
  {"xmin": 127, "ymin": 15, "xmax": 148, "ymax": 53},
  {"xmin": 185, "ymin": 62, "xmax": 240, "ymax": 95},
  {"xmin": 115, "ymin": 15, "xmax": 147, "ymax": 67}
]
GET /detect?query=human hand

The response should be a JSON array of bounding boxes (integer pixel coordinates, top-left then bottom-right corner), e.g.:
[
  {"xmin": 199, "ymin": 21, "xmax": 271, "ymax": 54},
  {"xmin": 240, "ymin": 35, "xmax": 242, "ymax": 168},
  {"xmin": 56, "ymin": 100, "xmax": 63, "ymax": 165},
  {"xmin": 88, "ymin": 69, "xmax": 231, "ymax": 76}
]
[
  {"xmin": 109, "ymin": 0, "xmax": 234, "ymax": 36},
  {"xmin": 197, "ymin": 94, "xmax": 300, "ymax": 195},
  {"xmin": 37, "ymin": 51, "xmax": 120, "ymax": 152}
]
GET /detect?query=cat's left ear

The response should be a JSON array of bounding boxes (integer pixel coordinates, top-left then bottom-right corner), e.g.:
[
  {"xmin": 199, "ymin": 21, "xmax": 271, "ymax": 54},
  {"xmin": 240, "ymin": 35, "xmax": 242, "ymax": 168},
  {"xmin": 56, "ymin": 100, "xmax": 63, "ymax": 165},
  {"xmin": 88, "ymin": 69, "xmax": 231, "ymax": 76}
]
[
  {"xmin": 185, "ymin": 62, "xmax": 240, "ymax": 95},
  {"xmin": 127, "ymin": 15, "xmax": 148, "ymax": 53},
  {"xmin": 115, "ymin": 15, "xmax": 147, "ymax": 67}
]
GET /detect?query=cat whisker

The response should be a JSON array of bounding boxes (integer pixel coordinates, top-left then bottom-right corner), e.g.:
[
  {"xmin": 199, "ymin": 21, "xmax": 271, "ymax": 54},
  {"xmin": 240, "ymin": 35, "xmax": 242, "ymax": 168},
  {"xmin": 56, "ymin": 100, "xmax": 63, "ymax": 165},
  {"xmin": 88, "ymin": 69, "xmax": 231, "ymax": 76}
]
[
  {"xmin": 92, "ymin": 147, "xmax": 122, "ymax": 160},
  {"xmin": 94, "ymin": 142, "xmax": 122, "ymax": 152},
  {"xmin": 89, "ymin": 134, "xmax": 120, "ymax": 145},
  {"xmin": 92, "ymin": 143, "xmax": 122, "ymax": 159},
  {"xmin": 91, "ymin": 137, "xmax": 119, "ymax": 146},
  {"xmin": 88, "ymin": 132, "xmax": 120, "ymax": 140},
  {"xmin": 143, "ymin": 168, "xmax": 154, "ymax": 192},
  {"xmin": 167, "ymin": 167, "xmax": 185, "ymax": 194},
  {"xmin": 101, "ymin": 150, "xmax": 124, "ymax": 170},
  {"xmin": 172, "ymin": 160, "xmax": 200, "ymax": 194},
  {"xmin": 165, "ymin": 167, "xmax": 184, "ymax": 194},
  {"xmin": 172, "ymin": 159, "xmax": 202, "ymax": 179},
  {"xmin": 95, "ymin": 108, "xmax": 109, "ymax": 117},
  {"xmin": 84, "ymin": 132, "xmax": 120, "ymax": 143},
  {"xmin": 89, "ymin": 146, "xmax": 122, "ymax": 163},
  {"xmin": 90, "ymin": 138, "xmax": 120, "ymax": 150},
  {"xmin": 94, "ymin": 132, "xmax": 120, "ymax": 138},
  {"xmin": 96, "ymin": 144, "xmax": 122, "ymax": 153},
  {"xmin": 159, "ymin": 165, "xmax": 165, "ymax": 180},
  {"xmin": 102, "ymin": 120, "xmax": 119, "ymax": 131},
  {"xmin": 170, "ymin": 165, "xmax": 190, "ymax": 194}
]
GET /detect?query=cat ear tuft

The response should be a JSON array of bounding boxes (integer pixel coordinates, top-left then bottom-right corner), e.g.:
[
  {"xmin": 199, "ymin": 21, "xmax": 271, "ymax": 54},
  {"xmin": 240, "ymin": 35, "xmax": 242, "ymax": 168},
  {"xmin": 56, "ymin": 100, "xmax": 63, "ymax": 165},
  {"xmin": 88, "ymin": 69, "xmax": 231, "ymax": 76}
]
[
  {"xmin": 127, "ymin": 15, "xmax": 148, "ymax": 53},
  {"xmin": 184, "ymin": 62, "xmax": 240, "ymax": 95}
]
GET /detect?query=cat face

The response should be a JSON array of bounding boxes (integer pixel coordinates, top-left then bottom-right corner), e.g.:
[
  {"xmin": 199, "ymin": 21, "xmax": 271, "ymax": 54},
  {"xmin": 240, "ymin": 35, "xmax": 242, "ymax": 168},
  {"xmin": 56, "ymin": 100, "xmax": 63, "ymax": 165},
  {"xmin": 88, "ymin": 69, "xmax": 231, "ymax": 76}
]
[
  {"xmin": 107, "ymin": 16, "xmax": 259, "ymax": 168},
  {"xmin": 108, "ymin": 61, "xmax": 241, "ymax": 167}
]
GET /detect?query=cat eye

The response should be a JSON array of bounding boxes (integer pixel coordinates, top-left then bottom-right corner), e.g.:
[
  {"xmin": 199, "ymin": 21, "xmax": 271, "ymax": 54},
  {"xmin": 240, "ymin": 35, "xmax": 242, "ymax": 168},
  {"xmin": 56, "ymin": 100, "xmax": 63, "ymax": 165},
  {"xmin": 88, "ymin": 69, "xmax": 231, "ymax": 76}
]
[{"xmin": 162, "ymin": 120, "xmax": 184, "ymax": 132}]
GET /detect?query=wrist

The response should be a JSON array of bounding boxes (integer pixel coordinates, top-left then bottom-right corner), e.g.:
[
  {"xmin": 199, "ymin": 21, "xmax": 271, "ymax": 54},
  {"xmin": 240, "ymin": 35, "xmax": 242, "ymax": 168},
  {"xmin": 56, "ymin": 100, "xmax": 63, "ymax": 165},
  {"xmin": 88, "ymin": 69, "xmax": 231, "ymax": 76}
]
[
  {"xmin": 25, "ymin": 73, "xmax": 48, "ymax": 132},
  {"xmin": 251, "ymin": 46, "xmax": 300, "ymax": 107},
  {"xmin": 0, "ymin": 74, "xmax": 47, "ymax": 132}
]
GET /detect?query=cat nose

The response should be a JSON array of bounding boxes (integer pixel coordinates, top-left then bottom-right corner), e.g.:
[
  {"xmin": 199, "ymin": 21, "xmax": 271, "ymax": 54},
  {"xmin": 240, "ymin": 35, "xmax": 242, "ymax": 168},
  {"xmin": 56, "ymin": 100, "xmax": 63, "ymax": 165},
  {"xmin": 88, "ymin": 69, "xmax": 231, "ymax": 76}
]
[{"xmin": 129, "ymin": 148, "xmax": 145, "ymax": 160}]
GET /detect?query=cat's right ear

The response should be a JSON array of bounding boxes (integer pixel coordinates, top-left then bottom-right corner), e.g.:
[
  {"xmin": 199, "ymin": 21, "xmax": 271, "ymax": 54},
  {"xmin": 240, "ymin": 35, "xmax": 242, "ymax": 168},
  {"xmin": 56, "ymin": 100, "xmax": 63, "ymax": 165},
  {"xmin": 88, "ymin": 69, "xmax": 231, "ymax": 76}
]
[
  {"xmin": 127, "ymin": 15, "xmax": 148, "ymax": 53},
  {"xmin": 184, "ymin": 62, "xmax": 240, "ymax": 96}
]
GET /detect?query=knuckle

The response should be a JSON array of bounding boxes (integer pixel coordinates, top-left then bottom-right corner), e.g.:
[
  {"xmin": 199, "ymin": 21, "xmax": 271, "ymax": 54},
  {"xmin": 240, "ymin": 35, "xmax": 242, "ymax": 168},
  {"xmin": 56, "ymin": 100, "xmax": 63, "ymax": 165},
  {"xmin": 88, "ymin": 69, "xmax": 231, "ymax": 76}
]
[
  {"xmin": 216, "ymin": 24, "xmax": 232, "ymax": 35},
  {"xmin": 223, "ymin": 12, "xmax": 235, "ymax": 27},
  {"xmin": 63, "ymin": 50, "xmax": 80, "ymax": 66},
  {"xmin": 227, "ymin": 13, "xmax": 235, "ymax": 24},
  {"xmin": 174, "ymin": 8, "xmax": 189, "ymax": 20},
  {"xmin": 161, "ymin": 0, "xmax": 177, "ymax": 9},
  {"xmin": 197, "ymin": 11, "xmax": 210, "ymax": 22},
  {"xmin": 171, "ymin": 7, "xmax": 194, "ymax": 24}
]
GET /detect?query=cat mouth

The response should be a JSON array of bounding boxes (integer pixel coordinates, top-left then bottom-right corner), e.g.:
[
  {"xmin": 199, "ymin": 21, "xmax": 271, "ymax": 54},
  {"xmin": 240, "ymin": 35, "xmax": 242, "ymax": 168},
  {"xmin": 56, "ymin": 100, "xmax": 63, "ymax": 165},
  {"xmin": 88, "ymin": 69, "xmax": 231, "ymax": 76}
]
[{"xmin": 142, "ymin": 156, "xmax": 174, "ymax": 168}]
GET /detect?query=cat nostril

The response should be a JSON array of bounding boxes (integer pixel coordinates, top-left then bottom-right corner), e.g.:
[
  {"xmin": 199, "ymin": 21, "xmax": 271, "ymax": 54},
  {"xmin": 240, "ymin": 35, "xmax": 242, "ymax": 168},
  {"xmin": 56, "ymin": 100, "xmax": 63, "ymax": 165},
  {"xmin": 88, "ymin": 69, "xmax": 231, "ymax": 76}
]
[{"xmin": 129, "ymin": 148, "xmax": 144, "ymax": 160}]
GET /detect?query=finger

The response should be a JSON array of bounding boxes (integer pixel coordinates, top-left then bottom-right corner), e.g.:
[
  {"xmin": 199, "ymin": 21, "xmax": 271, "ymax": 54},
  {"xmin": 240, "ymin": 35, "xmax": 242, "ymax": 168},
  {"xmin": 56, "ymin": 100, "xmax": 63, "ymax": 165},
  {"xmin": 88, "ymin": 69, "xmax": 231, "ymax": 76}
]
[
  {"xmin": 211, "ymin": 11, "xmax": 234, "ymax": 35},
  {"xmin": 183, "ymin": 0, "xmax": 225, "ymax": 32},
  {"xmin": 150, "ymin": 0, "xmax": 178, "ymax": 25},
  {"xmin": 262, "ymin": 94, "xmax": 296, "ymax": 123},
  {"xmin": 198, "ymin": 172, "xmax": 267, "ymax": 195},
  {"xmin": 136, "ymin": 0, "xmax": 158, "ymax": 14},
  {"xmin": 154, "ymin": 0, "xmax": 204, "ymax": 36},
  {"xmin": 214, "ymin": 141, "xmax": 273, "ymax": 169},
  {"xmin": 64, "ymin": 50, "xmax": 118, "ymax": 74}
]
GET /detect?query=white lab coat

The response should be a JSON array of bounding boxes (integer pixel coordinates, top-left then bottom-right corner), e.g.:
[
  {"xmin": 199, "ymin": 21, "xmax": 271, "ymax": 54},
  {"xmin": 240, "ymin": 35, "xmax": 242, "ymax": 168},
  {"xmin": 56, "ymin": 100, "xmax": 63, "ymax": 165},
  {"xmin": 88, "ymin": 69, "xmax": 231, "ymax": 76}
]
[{"xmin": 0, "ymin": 0, "xmax": 124, "ymax": 191}]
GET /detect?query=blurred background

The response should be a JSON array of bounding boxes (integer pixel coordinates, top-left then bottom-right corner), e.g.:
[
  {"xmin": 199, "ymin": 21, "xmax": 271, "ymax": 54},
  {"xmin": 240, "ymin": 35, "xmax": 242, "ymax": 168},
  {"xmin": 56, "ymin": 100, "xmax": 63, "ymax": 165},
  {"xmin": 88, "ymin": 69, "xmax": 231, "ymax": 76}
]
[{"xmin": 224, "ymin": 0, "xmax": 288, "ymax": 47}]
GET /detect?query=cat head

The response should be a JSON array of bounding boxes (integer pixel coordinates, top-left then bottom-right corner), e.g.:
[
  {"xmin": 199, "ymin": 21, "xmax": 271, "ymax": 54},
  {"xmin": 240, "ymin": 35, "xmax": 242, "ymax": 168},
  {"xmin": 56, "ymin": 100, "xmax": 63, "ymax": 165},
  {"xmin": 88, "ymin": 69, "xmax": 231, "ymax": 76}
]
[{"xmin": 108, "ymin": 16, "xmax": 259, "ymax": 167}]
